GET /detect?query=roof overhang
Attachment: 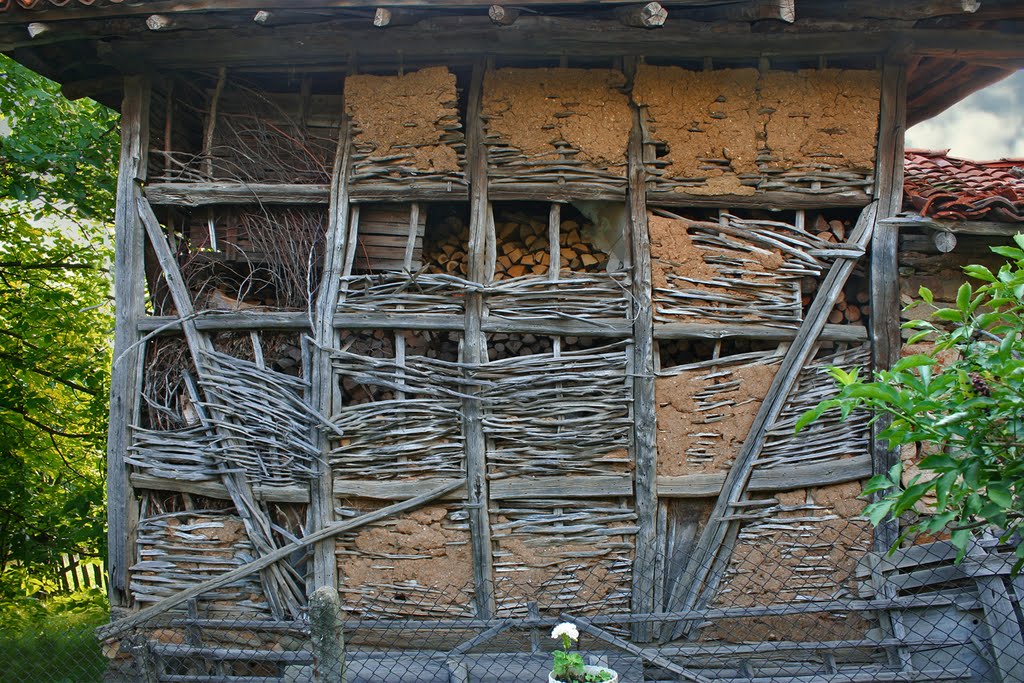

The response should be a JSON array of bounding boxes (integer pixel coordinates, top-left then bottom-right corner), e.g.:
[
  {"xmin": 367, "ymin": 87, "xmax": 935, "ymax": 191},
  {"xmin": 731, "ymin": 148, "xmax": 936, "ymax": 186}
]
[{"xmin": 1, "ymin": 0, "xmax": 1022, "ymax": 121}]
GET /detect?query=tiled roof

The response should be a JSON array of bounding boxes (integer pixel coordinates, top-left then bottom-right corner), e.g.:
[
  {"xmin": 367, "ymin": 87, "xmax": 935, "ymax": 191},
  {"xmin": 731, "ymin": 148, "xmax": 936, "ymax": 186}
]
[{"xmin": 904, "ymin": 149, "xmax": 1024, "ymax": 223}]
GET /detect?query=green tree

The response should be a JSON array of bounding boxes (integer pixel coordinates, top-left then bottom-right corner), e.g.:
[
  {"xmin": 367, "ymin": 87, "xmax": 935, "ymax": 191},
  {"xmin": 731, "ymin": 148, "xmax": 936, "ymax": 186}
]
[
  {"xmin": 797, "ymin": 236, "xmax": 1024, "ymax": 567},
  {"xmin": 0, "ymin": 55, "xmax": 118, "ymax": 593}
]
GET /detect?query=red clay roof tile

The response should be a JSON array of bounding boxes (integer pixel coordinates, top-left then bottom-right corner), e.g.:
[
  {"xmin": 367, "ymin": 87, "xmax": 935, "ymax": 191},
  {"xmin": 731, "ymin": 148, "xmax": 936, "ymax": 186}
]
[{"xmin": 904, "ymin": 149, "xmax": 1024, "ymax": 223}]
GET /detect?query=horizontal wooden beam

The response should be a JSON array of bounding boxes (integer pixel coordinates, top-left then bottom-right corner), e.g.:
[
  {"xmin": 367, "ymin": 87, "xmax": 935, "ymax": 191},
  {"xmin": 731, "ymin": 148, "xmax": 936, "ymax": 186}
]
[
  {"xmin": 657, "ymin": 454, "xmax": 872, "ymax": 498},
  {"xmin": 647, "ymin": 189, "xmax": 872, "ymax": 210},
  {"xmin": 131, "ymin": 473, "xmax": 310, "ymax": 503},
  {"xmin": 64, "ymin": 18, "xmax": 1024, "ymax": 71},
  {"xmin": 146, "ymin": 182, "xmax": 331, "ymax": 206},
  {"xmin": 883, "ymin": 215, "xmax": 1024, "ymax": 237},
  {"xmin": 653, "ymin": 322, "xmax": 868, "ymax": 342}
]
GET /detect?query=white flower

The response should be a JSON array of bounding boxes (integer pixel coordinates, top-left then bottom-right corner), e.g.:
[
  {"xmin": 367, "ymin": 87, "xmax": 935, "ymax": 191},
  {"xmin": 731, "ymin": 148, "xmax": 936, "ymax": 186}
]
[{"xmin": 551, "ymin": 622, "xmax": 579, "ymax": 641}]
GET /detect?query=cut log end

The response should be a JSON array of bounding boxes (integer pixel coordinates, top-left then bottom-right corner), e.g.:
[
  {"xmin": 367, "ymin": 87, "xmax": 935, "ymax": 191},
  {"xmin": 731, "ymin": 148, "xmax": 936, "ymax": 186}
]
[
  {"xmin": 146, "ymin": 14, "xmax": 174, "ymax": 31},
  {"xmin": 617, "ymin": 1, "xmax": 668, "ymax": 28},
  {"xmin": 253, "ymin": 10, "xmax": 272, "ymax": 25},
  {"xmin": 26, "ymin": 22, "xmax": 50, "ymax": 39},
  {"xmin": 373, "ymin": 7, "xmax": 392, "ymax": 27},
  {"xmin": 488, "ymin": 4, "xmax": 520, "ymax": 25}
]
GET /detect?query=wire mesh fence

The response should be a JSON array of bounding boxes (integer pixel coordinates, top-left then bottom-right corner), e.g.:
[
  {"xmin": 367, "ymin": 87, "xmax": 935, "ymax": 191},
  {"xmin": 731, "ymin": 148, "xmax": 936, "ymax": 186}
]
[{"xmin": 5, "ymin": 519, "xmax": 1022, "ymax": 682}]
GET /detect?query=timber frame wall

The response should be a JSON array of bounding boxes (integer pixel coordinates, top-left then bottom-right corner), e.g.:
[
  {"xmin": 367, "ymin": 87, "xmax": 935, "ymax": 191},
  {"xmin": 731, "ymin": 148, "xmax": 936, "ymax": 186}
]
[{"xmin": 100, "ymin": 49, "xmax": 905, "ymax": 626}]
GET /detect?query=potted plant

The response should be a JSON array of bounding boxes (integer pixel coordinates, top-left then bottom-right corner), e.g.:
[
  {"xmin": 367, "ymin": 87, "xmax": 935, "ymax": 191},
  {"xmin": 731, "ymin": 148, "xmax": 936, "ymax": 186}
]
[{"xmin": 548, "ymin": 622, "xmax": 618, "ymax": 683}]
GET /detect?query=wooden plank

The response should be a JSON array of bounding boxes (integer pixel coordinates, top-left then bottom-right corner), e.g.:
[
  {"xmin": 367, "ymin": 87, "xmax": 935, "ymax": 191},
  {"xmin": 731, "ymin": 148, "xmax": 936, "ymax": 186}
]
[
  {"xmin": 882, "ymin": 215, "xmax": 1024, "ymax": 238},
  {"xmin": 657, "ymin": 455, "xmax": 872, "ymax": 498},
  {"xmin": 106, "ymin": 75, "xmax": 150, "ymax": 608},
  {"xmin": 309, "ymin": 110, "xmax": 353, "ymax": 591},
  {"xmin": 332, "ymin": 475, "xmax": 633, "ymax": 501},
  {"xmin": 664, "ymin": 200, "xmax": 879, "ymax": 641},
  {"xmin": 463, "ymin": 62, "xmax": 495, "ymax": 620},
  {"xmin": 870, "ymin": 60, "xmax": 907, "ymax": 552},
  {"xmin": 138, "ymin": 312, "xmax": 311, "ymax": 333},
  {"xmin": 654, "ymin": 322, "xmax": 868, "ymax": 342},
  {"xmin": 626, "ymin": 68, "xmax": 660, "ymax": 642},
  {"xmin": 131, "ymin": 473, "xmax": 310, "ymax": 503},
  {"xmin": 646, "ymin": 189, "xmax": 872, "ymax": 210},
  {"xmin": 96, "ymin": 478, "xmax": 466, "ymax": 641},
  {"xmin": 145, "ymin": 182, "xmax": 331, "ymax": 206}
]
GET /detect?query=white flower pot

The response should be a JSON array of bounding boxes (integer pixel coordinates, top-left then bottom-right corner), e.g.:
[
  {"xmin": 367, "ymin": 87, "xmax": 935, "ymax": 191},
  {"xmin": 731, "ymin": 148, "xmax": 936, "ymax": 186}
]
[{"xmin": 548, "ymin": 665, "xmax": 619, "ymax": 683}]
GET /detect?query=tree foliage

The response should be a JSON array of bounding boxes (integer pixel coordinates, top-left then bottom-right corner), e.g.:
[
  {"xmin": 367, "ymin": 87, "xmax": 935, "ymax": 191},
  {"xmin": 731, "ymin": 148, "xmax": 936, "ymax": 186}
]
[
  {"xmin": 0, "ymin": 55, "xmax": 119, "ymax": 593},
  {"xmin": 798, "ymin": 236, "xmax": 1024, "ymax": 567}
]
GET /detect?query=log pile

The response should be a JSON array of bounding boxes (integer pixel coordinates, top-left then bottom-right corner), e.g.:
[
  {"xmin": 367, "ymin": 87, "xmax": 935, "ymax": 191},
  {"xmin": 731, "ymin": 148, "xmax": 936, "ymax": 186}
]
[
  {"xmin": 345, "ymin": 67, "xmax": 466, "ymax": 191},
  {"xmin": 801, "ymin": 214, "xmax": 869, "ymax": 326},
  {"xmin": 633, "ymin": 66, "xmax": 879, "ymax": 198},
  {"xmin": 422, "ymin": 213, "xmax": 470, "ymax": 278},
  {"xmin": 337, "ymin": 331, "xmax": 398, "ymax": 406},
  {"xmin": 483, "ymin": 68, "xmax": 631, "ymax": 195}
]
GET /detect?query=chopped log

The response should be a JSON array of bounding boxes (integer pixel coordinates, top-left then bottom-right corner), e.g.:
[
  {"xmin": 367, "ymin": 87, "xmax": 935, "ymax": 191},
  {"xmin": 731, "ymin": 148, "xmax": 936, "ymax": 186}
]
[
  {"xmin": 933, "ymin": 230, "xmax": 957, "ymax": 253},
  {"xmin": 253, "ymin": 10, "xmax": 272, "ymax": 24},
  {"xmin": 616, "ymin": 2, "xmax": 667, "ymax": 28},
  {"xmin": 488, "ymin": 4, "xmax": 520, "ymax": 25},
  {"xmin": 145, "ymin": 14, "xmax": 174, "ymax": 31},
  {"xmin": 373, "ymin": 8, "xmax": 428, "ymax": 27},
  {"xmin": 26, "ymin": 22, "xmax": 49, "ymax": 39}
]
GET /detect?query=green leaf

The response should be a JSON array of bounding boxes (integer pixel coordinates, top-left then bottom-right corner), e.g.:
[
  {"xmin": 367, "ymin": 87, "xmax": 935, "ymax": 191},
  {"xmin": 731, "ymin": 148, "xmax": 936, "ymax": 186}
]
[
  {"xmin": 963, "ymin": 264, "xmax": 997, "ymax": 283},
  {"xmin": 991, "ymin": 246, "xmax": 1024, "ymax": 261},
  {"xmin": 955, "ymin": 282, "xmax": 972, "ymax": 312},
  {"xmin": 932, "ymin": 308, "xmax": 963, "ymax": 323},
  {"xmin": 918, "ymin": 286, "xmax": 934, "ymax": 304},
  {"xmin": 987, "ymin": 485, "xmax": 1013, "ymax": 508}
]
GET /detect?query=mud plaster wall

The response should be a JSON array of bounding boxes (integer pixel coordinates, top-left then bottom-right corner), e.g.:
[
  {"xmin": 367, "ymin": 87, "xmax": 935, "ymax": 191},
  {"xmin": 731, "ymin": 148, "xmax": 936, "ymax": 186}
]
[
  {"xmin": 632, "ymin": 66, "xmax": 880, "ymax": 193},
  {"xmin": 706, "ymin": 482, "xmax": 872, "ymax": 642},
  {"xmin": 345, "ymin": 66, "xmax": 461, "ymax": 173},
  {"xmin": 655, "ymin": 362, "xmax": 779, "ymax": 476},
  {"xmin": 337, "ymin": 503, "xmax": 473, "ymax": 617},
  {"xmin": 483, "ymin": 68, "xmax": 631, "ymax": 173}
]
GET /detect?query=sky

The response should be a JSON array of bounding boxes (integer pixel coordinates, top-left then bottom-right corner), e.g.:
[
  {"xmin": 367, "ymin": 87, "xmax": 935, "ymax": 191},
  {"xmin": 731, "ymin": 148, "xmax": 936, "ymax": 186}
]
[{"xmin": 905, "ymin": 69, "xmax": 1024, "ymax": 161}]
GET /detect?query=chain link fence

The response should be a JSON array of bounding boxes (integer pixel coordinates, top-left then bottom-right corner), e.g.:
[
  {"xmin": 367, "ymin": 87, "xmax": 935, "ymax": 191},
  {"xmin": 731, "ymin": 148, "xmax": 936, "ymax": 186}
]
[{"xmin": 5, "ymin": 517, "xmax": 1021, "ymax": 682}]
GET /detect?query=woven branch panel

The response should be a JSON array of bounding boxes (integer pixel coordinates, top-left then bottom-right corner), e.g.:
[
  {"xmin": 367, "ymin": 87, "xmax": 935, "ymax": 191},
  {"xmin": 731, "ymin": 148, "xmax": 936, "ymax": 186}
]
[
  {"xmin": 131, "ymin": 509, "xmax": 271, "ymax": 616},
  {"xmin": 758, "ymin": 344, "xmax": 871, "ymax": 470},
  {"xmin": 338, "ymin": 273, "xmax": 473, "ymax": 316},
  {"xmin": 650, "ymin": 210, "xmax": 843, "ymax": 326},
  {"xmin": 478, "ymin": 344, "xmax": 632, "ymax": 479},
  {"xmin": 197, "ymin": 350, "xmax": 322, "ymax": 487},
  {"xmin": 127, "ymin": 425, "xmax": 217, "ymax": 482}
]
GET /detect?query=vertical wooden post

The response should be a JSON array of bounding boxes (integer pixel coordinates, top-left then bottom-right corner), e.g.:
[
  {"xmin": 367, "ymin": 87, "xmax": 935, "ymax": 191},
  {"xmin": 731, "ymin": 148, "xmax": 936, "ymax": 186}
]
[
  {"xmin": 463, "ymin": 62, "xmax": 496, "ymax": 619},
  {"xmin": 106, "ymin": 76, "xmax": 150, "ymax": 608},
  {"xmin": 309, "ymin": 585, "xmax": 346, "ymax": 683},
  {"xmin": 626, "ymin": 66, "xmax": 659, "ymax": 641},
  {"xmin": 870, "ymin": 59, "xmax": 908, "ymax": 552},
  {"xmin": 309, "ymin": 113, "xmax": 354, "ymax": 592}
]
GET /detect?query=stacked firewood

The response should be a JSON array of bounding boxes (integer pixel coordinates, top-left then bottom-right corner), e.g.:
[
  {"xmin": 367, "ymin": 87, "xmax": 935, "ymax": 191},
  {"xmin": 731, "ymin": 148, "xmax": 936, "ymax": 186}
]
[
  {"xmin": 422, "ymin": 217, "xmax": 470, "ymax": 278},
  {"xmin": 339, "ymin": 330, "xmax": 396, "ymax": 406},
  {"xmin": 493, "ymin": 212, "xmax": 608, "ymax": 280},
  {"xmin": 487, "ymin": 333, "xmax": 554, "ymax": 361},
  {"xmin": 803, "ymin": 214, "xmax": 868, "ymax": 326}
]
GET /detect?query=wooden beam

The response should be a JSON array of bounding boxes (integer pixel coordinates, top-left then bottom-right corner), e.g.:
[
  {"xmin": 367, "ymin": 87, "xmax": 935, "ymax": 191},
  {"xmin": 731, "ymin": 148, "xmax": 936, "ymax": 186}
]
[
  {"xmin": 308, "ymin": 109, "xmax": 354, "ymax": 591},
  {"xmin": 96, "ymin": 479, "xmax": 466, "ymax": 642},
  {"xmin": 647, "ymin": 189, "xmax": 871, "ymax": 210},
  {"xmin": 145, "ymin": 182, "xmax": 331, "ymax": 206},
  {"xmin": 801, "ymin": 0, "xmax": 980, "ymax": 20},
  {"xmin": 616, "ymin": 2, "xmax": 668, "ymax": 28},
  {"xmin": 657, "ymin": 455, "xmax": 873, "ymax": 498},
  {"xmin": 373, "ymin": 7, "xmax": 429, "ymax": 27},
  {"xmin": 105, "ymin": 75, "xmax": 150, "ymax": 609},
  {"xmin": 673, "ymin": 0, "xmax": 795, "ymax": 23},
  {"xmin": 130, "ymin": 473, "xmax": 310, "ymax": 504},
  {"xmin": 870, "ymin": 61, "xmax": 907, "ymax": 552},
  {"xmin": 627, "ymin": 64, "xmax": 660, "ymax": 642},
  {"xmin": 882, "ymin": 215, "xmax": 1024, "ymax": 237},
  {"xmin": 654, "ymin": 322, "xmax": 868, "ymax": 342},
  {"xmin": 463, "ymin": 62, "xmax": 496, "ymax": 620}
]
